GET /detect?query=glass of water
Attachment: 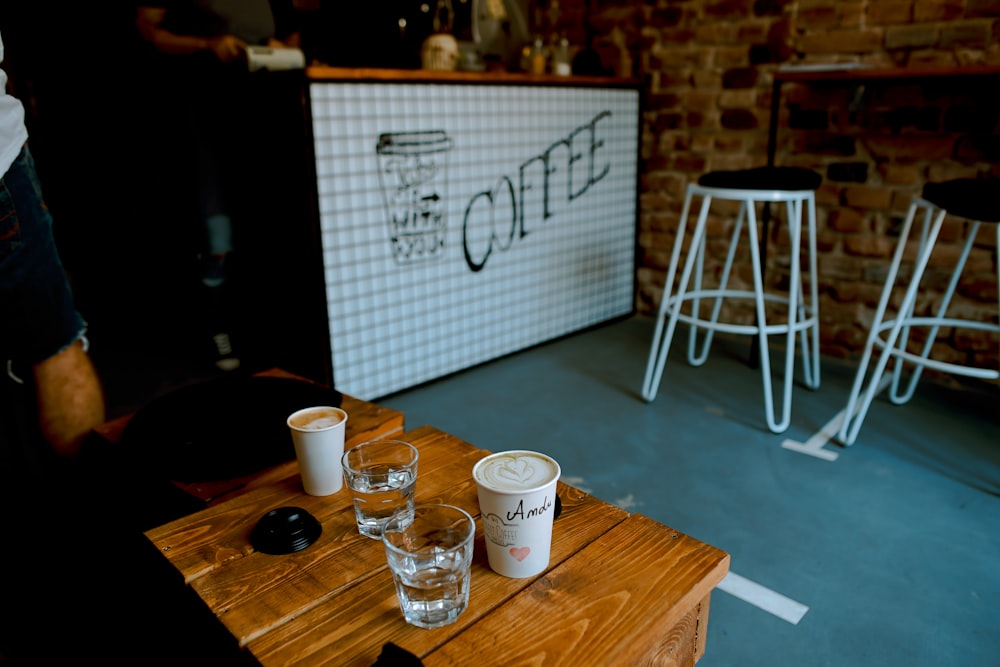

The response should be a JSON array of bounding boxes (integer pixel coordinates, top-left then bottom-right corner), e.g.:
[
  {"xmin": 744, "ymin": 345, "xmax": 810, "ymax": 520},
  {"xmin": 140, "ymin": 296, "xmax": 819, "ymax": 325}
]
[
  {"xmin": 341, "ymin": 439, "xmax": 419, "ymax": 539},
  {"xmin": 382, "ymin": 504, "xmax": 475, "ymax": 629}
]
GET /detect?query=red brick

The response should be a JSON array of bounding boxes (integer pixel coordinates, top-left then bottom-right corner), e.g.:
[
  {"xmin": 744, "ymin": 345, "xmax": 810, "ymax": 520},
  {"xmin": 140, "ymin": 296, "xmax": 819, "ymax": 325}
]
[
  {"xmin": 868, "ymin": 1, "xmax": 913, "ymax": 25},
  {"xmin": 719, "ymin": 89, "xmax": 758, "ymax": 107},
  {"xmin": 974, "ymin": 225, "xmax": 998, "ymax": 250},
  {"xmin": 705, "ymin": 0, "xmax": 755, "ymax": 20},
  {"xmin": 840, "ymin": 2, "xmax": 867, "ymax": 28},
  {"xmin": 817, "ymin": 228, "xmax": 839, "ymax": 253},
  {"xmin": 640, "ymin": 191, "xmax": 672, "ymax": 213},
  {"xmin": 941, "ymin": 21, "xmax": 992, "ymax": 48},
  {"xmin": 844, "ymin": 234, "xmax": 895, "ymax": 257},
  {"xmin": 737, "ymin": 22, "xmax": 769, "ymax": 42},
  {"xmin": 879, "ymin": 163, "xmax": 923, "ymax": 185},
  {"xmin": 959, "ymin": 274, "xmax": 999, "ymax": 302},
  {"xmin": 797, "ymin": 6, "xmax": 839, "ymax": 29},
  {"xmin": 914, "ymin": 0, "xmax": 965, "ymax": 21},
  {"xmin": 820, "ymin": 255, "xmax": 865, "ymax": 280},
  {"xmin": 907, "ymin": 49, "xmax": 960, "ymax": 66},
  {"xmin": 863, "ymin": 136, "xmax": 956, "ymax": 161},
  {"xmin": 828, "ymin": 207, "xmax": 868, "ymax": 232},
  {"xmin": 692, "ymin": 70, "xmax": 721, "ymax": 88},
  {"xmin": 889, "ymin": 189, "xmax": 919, "ymax": 213},
  {"xmin": 673, "ymin": 153, "xmax": 710, "ymax": 173},
  {"xmin": 656, "ymin": 46, "xmax": 708, "ymax": 69},
  {"xmin": 815, "ymin": 182, "xmax": 841, "ymax": 207},
  {"xmin": 885, "ymin": 24, "xmax": 939, "ymax": 49},
  {"xmin": 829, "ymin": 281, "xmax": 885, "ymax": 306},
  {"xmin": 683, "ymin": 90, "xmax": 720, "ymax": 112},
  {"xmin": 798, "ymin": 28, "xmax": 884, "ymax": 54},
  {"xmin": 938, "ymin": 218, "xmax": 969, "ymax": 244},
  {"xmin": 695, "ymin": 23, "xmax": 741, "ymax": 43},
  {"xmin": 691, "ymin": 134, "xmax": 716, "ymax": 152},
  {"xmin": 717, "ymin": 45, "xmax": 752, "ymax": 67},
  {"xmin": 842, "ymin": 185, "xmax": 895, "ymax": 210},
  {"xmin": 707, "ymin": 153, "xmax": 756, "ymax": 171}
]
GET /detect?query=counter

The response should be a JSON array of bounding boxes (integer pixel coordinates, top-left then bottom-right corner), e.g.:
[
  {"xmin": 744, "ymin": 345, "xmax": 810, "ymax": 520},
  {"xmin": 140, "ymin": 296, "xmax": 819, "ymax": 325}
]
[{"xmin": 304, "ymin": 67, "xmax": 642, "ymax": 399}]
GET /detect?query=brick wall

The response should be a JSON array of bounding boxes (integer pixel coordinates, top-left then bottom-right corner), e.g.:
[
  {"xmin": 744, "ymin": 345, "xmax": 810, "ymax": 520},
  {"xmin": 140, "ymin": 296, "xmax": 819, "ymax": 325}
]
[{"xmin": 546, "ymin": 0, "xmax": 1000, "ymax": 380}]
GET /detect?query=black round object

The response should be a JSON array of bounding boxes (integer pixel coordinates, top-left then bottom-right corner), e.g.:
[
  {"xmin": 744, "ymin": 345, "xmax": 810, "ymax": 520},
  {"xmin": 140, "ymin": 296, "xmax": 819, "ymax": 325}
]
[
  {"xmin": 698, "ymin": 166, "xmax": 823, "ymax": 192},
  {"xmin": 922, "ymin": 178, "xmax": 1000, "ymax": 223},
  {"xmin": 120, "ymin": 375, "xmax": 342, "ymax": 483},
  {"xmin": 250, "ymin": 506, "xmax": 322, "ymax": 555}
]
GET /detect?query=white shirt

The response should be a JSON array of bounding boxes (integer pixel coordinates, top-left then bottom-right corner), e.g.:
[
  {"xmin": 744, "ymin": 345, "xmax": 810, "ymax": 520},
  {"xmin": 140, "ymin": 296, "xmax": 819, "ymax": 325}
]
[{"xmin": 0, "ymin": 32, "xmax": 29, "ymax": 178}]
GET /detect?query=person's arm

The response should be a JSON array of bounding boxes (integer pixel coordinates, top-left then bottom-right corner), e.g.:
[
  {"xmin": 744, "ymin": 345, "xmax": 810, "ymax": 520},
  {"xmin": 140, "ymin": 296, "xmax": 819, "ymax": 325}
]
[
  {"xmin": 34, "ymin": 338, "xmax": 105, "ymax": 460},
  {"xmin": 135, "ymin": 6, "xmax": 246, "ymax": 63}
]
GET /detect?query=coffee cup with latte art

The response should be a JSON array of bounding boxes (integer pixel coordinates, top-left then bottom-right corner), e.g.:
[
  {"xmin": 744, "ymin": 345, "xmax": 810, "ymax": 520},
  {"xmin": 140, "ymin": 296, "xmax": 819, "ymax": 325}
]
[{"xmin": 473, "ymin": 450, "xmax": 561, "ymax": 578}]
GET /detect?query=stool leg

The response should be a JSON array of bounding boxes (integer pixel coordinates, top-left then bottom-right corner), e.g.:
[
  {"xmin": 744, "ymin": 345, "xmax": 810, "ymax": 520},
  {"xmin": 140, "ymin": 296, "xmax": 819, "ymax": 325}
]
[
  {"xmin": 689, "ymin": 201, "xmax": 747, "ymax": 366},
  {"xmin": 743, "ymin": 198, "xmax": 790, "ymax": 433},
  {"xmin": 840, "ymin": 202, "xmax": 947, "ymax": 445},
  {"xmin": 776, "ymin": 196, "xmax": 803, "ymax": 432},
  {"xmin": 642, "ymin": 187, "xmax": 705, "ymax": 402},
  {"xmin": 798, "ymin": 192, "xmax": 821, "ymax": 390},
  {"xmin": 890, "ymin": 218, "xmax": 981, "ymax": 405},
  {"xmin": 886, "ymin": 201, "xmax": 933, "ymax": 402}
]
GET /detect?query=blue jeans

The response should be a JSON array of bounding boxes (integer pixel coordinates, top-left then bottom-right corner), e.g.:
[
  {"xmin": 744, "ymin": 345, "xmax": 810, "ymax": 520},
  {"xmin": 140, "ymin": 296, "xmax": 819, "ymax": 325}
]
[{"xmin": 0, "ymin": 144, "xmax": 86, "ymax": 371}]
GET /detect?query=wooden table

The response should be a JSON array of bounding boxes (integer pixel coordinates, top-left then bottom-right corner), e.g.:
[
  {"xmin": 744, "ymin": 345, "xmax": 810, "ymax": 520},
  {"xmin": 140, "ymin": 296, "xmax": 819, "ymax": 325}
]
[{"xmin": 145, "ymin": 423, "xmax": 730, "ymax": 666}]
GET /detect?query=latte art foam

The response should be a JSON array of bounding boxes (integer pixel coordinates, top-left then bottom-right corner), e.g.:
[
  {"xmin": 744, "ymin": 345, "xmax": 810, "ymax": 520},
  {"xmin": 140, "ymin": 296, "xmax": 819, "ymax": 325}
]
[
  {"xmin": 475, "ymin": 452, "xmax": 559, "ymax": 491},
  {"xmin": 289, "ymin": 407, "xmax": 345, "ymax": 431}
]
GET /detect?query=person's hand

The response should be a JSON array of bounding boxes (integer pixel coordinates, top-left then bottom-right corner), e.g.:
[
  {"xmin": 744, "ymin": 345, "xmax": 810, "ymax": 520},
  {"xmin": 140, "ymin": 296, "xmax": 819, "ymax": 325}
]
[
  {"xmin": 206, "ymin": 34, "xmax": 247, "ymax": 63},
  {"xmin": 268, "ymin": 32, "xmax": 302, "ymax": 49}
]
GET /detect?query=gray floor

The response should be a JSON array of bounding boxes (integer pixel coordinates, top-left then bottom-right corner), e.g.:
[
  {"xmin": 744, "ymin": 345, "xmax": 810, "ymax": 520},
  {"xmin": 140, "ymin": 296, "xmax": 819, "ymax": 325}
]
[{"xmin": 377, "ymin": 314, "xmax": 1000, "ymax": 667}]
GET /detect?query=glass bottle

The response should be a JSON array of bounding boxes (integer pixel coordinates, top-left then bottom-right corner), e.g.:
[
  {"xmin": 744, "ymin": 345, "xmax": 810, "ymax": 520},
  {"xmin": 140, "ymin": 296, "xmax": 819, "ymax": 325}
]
[{"xmin": 529, "ymin": 35, "xmax": 547, "ymax": 74}]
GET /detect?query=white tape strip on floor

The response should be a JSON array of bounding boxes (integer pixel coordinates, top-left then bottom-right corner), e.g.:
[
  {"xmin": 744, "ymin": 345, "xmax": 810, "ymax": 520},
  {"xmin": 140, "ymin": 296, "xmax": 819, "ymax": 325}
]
[
  {"xmin": 781, "ymin": 412, "xmax": 842, "ymax": 461},
  {"xmin": 716, "ymin": 571, "xmax": 809, "ymax": 625},
  {"xmin": 781, "ymin": 374, "xmax": 892, "ymax": 460}
]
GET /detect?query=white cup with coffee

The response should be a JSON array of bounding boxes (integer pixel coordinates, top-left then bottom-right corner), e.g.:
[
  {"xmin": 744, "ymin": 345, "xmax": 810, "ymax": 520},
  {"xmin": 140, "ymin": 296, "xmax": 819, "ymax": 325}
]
[
  {"xmin": 287, "ymin": 406, "xmax": 348, "ymax": 496},
  {"xmin": 473, "ymin": 450, "xmax": 561, "ymax": 578}
]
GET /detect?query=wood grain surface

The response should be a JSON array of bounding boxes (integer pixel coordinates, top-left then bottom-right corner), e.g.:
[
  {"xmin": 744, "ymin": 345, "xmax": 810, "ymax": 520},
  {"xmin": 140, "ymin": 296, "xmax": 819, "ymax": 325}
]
[{"xmin": 145, "ymin": 422, "xmax": 730, "ymax": 667}]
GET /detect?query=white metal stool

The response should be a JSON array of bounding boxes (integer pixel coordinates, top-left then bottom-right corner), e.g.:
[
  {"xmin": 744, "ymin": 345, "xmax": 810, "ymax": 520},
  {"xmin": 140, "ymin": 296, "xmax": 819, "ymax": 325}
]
[
  {"xmin": 641, "ymin": 166, "xmax": 822, "ymax": 433},
  {"xmin": 839, "ymin": 178, "xmax": 1000, "ymax": 446}
]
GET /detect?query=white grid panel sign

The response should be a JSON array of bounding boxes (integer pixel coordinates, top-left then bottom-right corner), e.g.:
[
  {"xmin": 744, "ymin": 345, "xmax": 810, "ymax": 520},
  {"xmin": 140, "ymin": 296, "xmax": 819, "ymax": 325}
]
[{"xmin": 309, "ymin": 81, "xmax": 639, "ymax": 400}]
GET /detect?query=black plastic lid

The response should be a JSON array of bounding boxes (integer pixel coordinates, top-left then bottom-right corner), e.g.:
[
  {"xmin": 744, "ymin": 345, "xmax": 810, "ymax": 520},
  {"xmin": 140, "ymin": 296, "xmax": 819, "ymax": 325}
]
[{"xmin": 250, "ymin": 506, "xmax": 322, "ymax": 555}]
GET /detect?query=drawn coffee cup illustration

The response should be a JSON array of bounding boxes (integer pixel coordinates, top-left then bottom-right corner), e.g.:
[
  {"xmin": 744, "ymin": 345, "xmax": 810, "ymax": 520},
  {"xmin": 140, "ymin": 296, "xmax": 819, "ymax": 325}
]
[{"xmin": 376, "ymin": 130, "xmax": 453, "ymax": 263}]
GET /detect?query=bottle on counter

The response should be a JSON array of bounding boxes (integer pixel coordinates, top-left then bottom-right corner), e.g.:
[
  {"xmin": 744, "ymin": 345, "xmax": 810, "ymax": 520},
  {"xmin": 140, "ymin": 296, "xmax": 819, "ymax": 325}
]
[
  {"xmin": 529, "ymin": 35, "xmax": 547, "ymax": 74},
  {"xmin": 551, "ymin": 35, "xmax": 571, "ymax": 76}
]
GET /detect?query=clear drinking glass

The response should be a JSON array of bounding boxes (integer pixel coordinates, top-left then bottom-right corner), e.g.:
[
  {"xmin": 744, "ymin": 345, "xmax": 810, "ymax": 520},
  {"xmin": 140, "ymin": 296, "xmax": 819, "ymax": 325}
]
[
  {"xmin": 382, "ymin": 504, "xmax": 475, "ymax": 629},
  {"xmin": 341, "ymin": 439, "xmax": 419, "ymax": 539}
]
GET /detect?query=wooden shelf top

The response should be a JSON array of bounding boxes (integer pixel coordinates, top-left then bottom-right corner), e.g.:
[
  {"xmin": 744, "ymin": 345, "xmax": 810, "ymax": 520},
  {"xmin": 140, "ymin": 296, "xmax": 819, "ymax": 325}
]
[
  {"xmin": 774, "ymin": 62, "xmax": 1000, "ymax": 83},
  {"xmin": 306, "ymin": 65, "xmax": 638, "ymax": 88}
]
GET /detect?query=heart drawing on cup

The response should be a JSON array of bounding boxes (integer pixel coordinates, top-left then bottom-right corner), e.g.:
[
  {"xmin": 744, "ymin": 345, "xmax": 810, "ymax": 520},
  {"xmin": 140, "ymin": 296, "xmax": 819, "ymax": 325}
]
[
  {"xmin": 497, "ymin": 457, "xmax": 534, "ymax": 484},
  {"xmin": 510, "ymin": 546, "xmax": 531, "ymax": 562}
]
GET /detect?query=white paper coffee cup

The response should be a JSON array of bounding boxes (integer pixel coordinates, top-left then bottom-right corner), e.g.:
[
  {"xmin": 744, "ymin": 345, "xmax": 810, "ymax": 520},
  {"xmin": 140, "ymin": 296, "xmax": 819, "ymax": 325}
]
[
  {"xmin": 473, "ymin": 450, "xmax": 561, "ymax": 578},
  {"xmin": 287, "ymin": 406, "xmax": 348, "ymax": 496}
]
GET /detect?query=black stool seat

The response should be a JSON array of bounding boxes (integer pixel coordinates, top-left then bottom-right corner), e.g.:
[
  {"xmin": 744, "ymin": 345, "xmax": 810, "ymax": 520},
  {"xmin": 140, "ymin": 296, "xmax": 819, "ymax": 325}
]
[
  {"xmin": 922, "ymin": 178, "xmax": 1000, "ymax": 223},
  {"xmin": 698, "ymin": 166, "xmax": 822, "ymax": 192}
]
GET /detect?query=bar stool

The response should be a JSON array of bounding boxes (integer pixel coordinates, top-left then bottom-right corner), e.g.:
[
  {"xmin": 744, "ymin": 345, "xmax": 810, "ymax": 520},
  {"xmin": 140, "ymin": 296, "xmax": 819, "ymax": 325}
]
[
  {"xmin": 839, "ymin": 178, "xmax": 1000, "ymax": 446},
  {"xmin": 641, "ymin": 166, "xmax": 822, "ymax": 433}
]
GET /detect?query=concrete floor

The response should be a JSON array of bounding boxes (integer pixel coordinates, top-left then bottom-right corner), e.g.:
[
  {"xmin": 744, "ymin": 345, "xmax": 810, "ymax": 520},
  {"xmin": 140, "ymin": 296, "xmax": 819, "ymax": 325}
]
[{"xmin": 378, "ymin": 315, "xmax": 1000, "ymax": 667}]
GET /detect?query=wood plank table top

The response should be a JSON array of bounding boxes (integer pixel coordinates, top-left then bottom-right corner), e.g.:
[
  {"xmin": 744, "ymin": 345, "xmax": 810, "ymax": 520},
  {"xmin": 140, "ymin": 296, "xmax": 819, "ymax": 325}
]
[{"xmin": 145, "ymin": 423, "xmax": 730, "ymax": 666}]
